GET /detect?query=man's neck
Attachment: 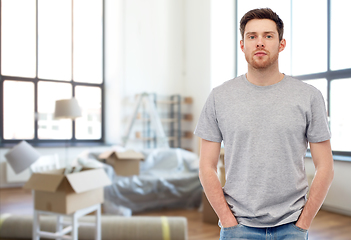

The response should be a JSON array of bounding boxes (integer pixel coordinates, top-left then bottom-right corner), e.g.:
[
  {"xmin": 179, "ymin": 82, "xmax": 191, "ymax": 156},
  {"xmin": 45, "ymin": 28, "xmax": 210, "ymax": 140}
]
[{"xmin": 246, "ymin": 65, "xmax": 284, "ymax": 86}]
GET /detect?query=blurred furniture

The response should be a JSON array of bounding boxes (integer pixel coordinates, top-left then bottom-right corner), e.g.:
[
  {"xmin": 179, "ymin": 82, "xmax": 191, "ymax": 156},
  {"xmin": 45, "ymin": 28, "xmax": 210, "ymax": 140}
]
[
  {"xmin": 4, "ymin": 140, "xmax": 41, "ymax": 183},
  {"xmin": 102, "ymin": 148, "xmax": 202, "ymax": 214},
  {"xmin": 125, "ymin": 93, "xmax": 194, "ymax": 151},
  {"xmin": 30, "ymin": 154, "xmax": 60, "ymax": 173},
  {"xmin": 54, "ymin": 98, "xmax": 82, "ymax": 120},
  {"xmin": 5, "ymin": 140, "xmax": 41, "ymax": 174},
  {"xmin": 122, "ymin": 92, "xmax": 169, "ymax": 149},
  {"xmin": 30, "ymin": 154, "xmax": 101, "ymax": 240},
  {"xmin": 32, "ymin": 205, "xmax": 101, "ymax": 240},
  {"xmin": 54, "ymin": 97, "xmax": 82, "ymax": 167}
]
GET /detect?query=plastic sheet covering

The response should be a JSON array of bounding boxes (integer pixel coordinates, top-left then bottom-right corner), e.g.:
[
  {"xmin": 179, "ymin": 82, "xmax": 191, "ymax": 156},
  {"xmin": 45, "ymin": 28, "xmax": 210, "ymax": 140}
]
[{"xmin": 82, "ymin": 148, "xmax": 202, "ymax": 216}]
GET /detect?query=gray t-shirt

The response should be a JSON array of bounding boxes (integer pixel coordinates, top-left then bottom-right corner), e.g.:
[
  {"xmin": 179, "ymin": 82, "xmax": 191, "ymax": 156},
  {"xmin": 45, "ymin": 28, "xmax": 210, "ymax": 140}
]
[{"xmin": 194, "ymin": 74, "xmax": 331, "ymax": 228}]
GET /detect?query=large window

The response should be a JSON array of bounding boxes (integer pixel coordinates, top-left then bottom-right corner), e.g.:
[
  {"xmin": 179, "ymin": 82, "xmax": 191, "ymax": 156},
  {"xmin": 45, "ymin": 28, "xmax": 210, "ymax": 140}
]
[
  {"xmin": 236, "ymin": 0, "xmax": 351, "ymax": 157},
  {"xmin": 1, "ymin": 0, "xmax": 104, "ymax": 144}
]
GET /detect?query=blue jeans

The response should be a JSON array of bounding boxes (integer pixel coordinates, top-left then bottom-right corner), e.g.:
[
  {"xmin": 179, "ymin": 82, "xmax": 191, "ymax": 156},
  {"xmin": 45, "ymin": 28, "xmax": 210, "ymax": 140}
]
[{"xmin": 219, "ymin": 222, "xmax": 308, "ymax": 240}]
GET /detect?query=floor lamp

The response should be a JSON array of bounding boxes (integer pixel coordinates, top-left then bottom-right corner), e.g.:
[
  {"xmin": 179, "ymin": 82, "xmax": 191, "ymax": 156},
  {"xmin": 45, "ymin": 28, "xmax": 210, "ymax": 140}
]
[{"xmin": 54, "ymin": 98, "xmax": 82, "ymax": 168}]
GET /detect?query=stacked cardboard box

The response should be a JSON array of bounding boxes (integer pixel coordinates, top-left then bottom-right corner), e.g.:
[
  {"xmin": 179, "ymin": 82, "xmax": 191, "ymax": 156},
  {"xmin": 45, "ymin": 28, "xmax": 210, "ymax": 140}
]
[{"xmin": 98, "ymin": 150, "xmax": 145, "ymax": 176}]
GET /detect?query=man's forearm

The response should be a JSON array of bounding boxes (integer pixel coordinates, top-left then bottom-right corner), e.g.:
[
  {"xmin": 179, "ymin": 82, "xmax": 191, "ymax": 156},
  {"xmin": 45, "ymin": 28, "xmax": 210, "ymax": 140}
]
[
  {"xmin": 296, "ymin": 166, "xmax": 334, "ymax": 229},
  {"xmin": 199, "ymin": 166, "xmax": 237, "ymax": 227}
]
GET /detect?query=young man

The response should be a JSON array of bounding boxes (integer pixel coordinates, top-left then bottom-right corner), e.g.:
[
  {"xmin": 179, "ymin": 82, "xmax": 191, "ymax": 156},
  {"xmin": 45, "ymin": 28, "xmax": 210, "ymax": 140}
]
[{"xmin": 194, "ymin": 8, "xmax": 334, "ymax": 240}]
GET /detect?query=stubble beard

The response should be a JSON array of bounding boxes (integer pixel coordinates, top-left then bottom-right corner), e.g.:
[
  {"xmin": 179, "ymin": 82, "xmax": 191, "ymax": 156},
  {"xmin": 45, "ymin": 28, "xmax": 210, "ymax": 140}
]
[{"xmin": 246, "ymin": 50, "xmax": 279, "ymax": 70}]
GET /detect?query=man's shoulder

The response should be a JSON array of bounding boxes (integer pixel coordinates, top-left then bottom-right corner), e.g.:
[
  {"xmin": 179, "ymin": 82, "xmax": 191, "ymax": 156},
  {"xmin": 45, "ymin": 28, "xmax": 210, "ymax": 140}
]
[
  {"xmin": 284, "ymin": 75, "xmax": 306, "ymax": 86},
  {"xmin": 284, "ymin": 75, "xmax": 321, "ymax": 94},
  {"xmin": 213, "ymin": 75, "xmax": 244, "ymax": 92}
]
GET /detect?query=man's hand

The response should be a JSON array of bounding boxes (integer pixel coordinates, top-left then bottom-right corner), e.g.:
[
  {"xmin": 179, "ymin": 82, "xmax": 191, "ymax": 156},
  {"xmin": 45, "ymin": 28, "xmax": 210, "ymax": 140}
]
[
  {"xmin": 221, "ymin": 216, "xmax": 239, "ymax": 228},
  {"xmin": 295, "ymin": 219, "xmax": 309, "ymax": 230}
]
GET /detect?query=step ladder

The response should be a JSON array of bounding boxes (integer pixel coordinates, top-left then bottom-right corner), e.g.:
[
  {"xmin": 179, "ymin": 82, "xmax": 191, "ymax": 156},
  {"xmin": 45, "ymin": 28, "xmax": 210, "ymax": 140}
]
[{"xmin": 122, "ymin": 92, "xmax": 169, "ymax": 148}]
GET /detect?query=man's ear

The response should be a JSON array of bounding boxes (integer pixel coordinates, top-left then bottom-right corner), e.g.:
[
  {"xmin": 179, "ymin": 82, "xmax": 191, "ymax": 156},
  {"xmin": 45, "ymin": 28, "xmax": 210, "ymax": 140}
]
[
  {"xmin": 240, "ymin": 40, "xmax": 244, "ymax": 52},
  {"xmin": 279, "ymin": 39, "xmax": 286, "ymax": 52}
]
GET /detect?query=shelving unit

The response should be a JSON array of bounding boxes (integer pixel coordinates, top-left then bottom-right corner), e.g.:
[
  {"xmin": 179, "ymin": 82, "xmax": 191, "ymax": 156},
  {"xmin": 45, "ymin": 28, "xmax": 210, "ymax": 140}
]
[{"xmin": 132, "ymin": 93, "xmax": 193, "ymax": 151}]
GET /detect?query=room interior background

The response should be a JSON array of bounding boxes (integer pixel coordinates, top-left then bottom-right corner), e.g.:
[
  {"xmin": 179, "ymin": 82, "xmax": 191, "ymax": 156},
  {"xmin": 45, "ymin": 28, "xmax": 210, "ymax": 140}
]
[{"xmin": 0, "ymin": 0, "xmax": 350, "ymax": 219}]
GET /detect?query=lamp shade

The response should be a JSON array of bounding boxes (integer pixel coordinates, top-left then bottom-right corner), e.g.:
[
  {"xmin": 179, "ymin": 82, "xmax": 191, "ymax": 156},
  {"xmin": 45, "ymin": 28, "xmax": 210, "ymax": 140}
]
[
  {"xmin": 5, "ymin": 140, "xmax": 41, "ymax": 174},
  {"xmin": 54, "ymin": 98, "xmax": 82, "ymax": 119}
]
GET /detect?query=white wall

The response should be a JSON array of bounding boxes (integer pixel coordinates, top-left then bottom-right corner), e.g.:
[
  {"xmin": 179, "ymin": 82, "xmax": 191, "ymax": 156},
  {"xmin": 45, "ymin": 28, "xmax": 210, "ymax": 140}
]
[
  {"xmin": 105, "ymin": 0, "xmax": 235, "ymax": 152},
  {"xmin": 210, "ymin": 0, "xmax": 235, "ymax": 89},
  {"xmin": 183, "ymin": 0, "xmax": 236, "ymax": 153},
  {"xmin": 104, "ymin": 0, "xmax": 125, "ymax": 145},
  {"xmin": 123, "ymin": 0, "xmax": 185, "ymax": 96},
  {"xmin": 116, "ymin": 0, "xmax": 187, "ymax": 150},
  {"xmin": 183, "ymin": 0, "xmax": 211, "ymax": 153}
]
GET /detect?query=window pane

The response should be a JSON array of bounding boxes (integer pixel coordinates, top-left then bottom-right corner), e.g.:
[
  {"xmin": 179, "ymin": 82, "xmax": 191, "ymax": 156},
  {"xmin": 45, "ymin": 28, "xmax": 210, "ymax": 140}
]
[
  {"xmin": 330, "ymin": 0, "xmax": 351, "ymax": 70},
  {"xmin": 303, "ymin": 79, "xmax": 328, "ymax": 112},
  {"xmin": 3, "ymin": 80, "xmax": 35, "ymax": 139},
  {"xmin": 292, "ymin": 0, "xmax": 327, "ymax": 75},
  {"xmin": 75, "ymin": 86, "xmax": 102, "ymax": 139},
  {"xmin": 1, "ymin": 0, "xmax": 36, "ymax": 78},
  {"xmin": 73, "ymin": 0, "xmax": 103, "ymax": 83},
  {"xmin": 237, "ymin": 0, "xmax": 291, "ymax": 76},
  {"xmin": 330, "ymin": 79, "xmax": 351, "ymax": 152},
  {"xmin": 38, "ymin": 0, "xmax": 71, "ymax": 81},
  {"xmin": 37, "ymin": 81, "xmax": 72, "ymax": 139}
]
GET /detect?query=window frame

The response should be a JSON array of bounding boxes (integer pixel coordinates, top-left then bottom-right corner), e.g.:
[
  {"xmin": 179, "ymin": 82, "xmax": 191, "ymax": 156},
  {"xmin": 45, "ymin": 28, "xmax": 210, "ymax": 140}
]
[
  {"xmin": 292, "ymin": 0, "xmax": 351, "ymax": 158},
  {"xmin": 235, "ymin": 0, "xmax": 351, "ymax": 158},
  {"xmin": 0, "ymin": 0, "xmax": 105, "ymax": 146}
]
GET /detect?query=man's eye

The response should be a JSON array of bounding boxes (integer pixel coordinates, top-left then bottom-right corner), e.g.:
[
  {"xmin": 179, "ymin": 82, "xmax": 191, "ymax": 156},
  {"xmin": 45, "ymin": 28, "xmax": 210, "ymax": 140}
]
[
  {"xmin": 249, "ymin": 36, "xmax": 255, "ymax": 39},
  {"xmin": 266, "ymin": 35, "xmax": 273, "ymax": 38}
]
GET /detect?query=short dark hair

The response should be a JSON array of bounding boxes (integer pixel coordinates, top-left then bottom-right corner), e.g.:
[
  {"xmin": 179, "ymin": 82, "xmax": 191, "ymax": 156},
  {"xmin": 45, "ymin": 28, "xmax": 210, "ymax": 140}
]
[{"xmin": 240, "ymin": 8, "xmax": 284, "ymax": 41}]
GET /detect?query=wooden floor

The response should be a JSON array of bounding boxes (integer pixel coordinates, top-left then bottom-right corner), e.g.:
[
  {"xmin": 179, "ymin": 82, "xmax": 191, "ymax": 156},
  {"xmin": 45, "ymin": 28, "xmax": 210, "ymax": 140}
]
[{"xmin": 0, "ymin": 188, "xmax": 351, "ymax": 240}]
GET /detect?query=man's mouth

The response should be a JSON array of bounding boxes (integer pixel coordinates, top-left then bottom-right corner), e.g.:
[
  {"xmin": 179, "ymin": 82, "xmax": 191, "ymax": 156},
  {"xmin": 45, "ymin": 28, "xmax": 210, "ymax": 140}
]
[{"xmin": 254, "ymin": 51, "xmax": 267, "ymax": 57}]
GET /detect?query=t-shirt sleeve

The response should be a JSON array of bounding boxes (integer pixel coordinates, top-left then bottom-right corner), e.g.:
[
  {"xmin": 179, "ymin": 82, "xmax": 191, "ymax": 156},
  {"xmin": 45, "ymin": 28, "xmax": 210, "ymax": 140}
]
[
  {"xmin": 306, "ymin": 89, "xmax": 331, "ymax": 143},
  {"xmin": 194, "ymin": 90, "xmax": 223, "ymax": 142}
]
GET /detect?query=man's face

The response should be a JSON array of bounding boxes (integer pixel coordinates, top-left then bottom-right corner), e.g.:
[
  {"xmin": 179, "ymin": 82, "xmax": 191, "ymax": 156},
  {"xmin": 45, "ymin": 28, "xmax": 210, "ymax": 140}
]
[{"xmin": 240, "ymin": 19, "xmax": 286, "ymax": 70}]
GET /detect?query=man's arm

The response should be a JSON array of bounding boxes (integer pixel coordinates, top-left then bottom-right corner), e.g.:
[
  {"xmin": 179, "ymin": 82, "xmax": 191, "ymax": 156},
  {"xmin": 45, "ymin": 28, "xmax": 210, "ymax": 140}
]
[
  {"xmin": 296, "ymin": 140, "xmax": 334, "ymax": 230},
  {"xmin": 199, "ymin": 139, "xmax": 238, "ymax": 228}
]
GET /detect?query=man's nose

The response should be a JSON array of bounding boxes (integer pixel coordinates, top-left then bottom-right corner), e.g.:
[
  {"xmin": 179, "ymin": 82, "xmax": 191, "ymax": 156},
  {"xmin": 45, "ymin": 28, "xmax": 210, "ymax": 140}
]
[{"xmin": 256, "ymin": 37, "xmax": 265, "ymax": 48}]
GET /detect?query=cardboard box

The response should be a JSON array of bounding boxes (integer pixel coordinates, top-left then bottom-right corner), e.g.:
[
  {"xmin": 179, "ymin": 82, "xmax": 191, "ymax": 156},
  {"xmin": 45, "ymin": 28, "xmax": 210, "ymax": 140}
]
[
  {"xmin": 98, "ymin": 150, "xmax": 145, "ymax": 176},
  {"xmin": 220, "ymin": 148, "xmax": 225, "ymax": 165},
  {"xmin": 218, "ymin": 158, "xmax": 225, "ymax": 188},
  {"xmin": 23, "ymin": 168, "xmax": 111, "ymax": 214}
]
